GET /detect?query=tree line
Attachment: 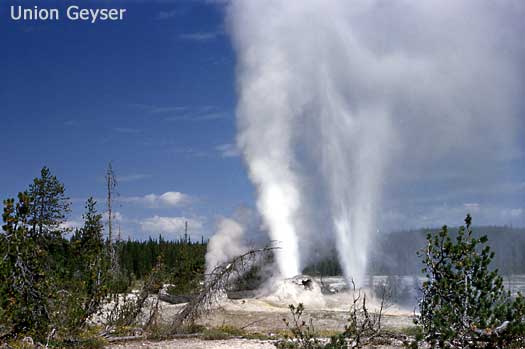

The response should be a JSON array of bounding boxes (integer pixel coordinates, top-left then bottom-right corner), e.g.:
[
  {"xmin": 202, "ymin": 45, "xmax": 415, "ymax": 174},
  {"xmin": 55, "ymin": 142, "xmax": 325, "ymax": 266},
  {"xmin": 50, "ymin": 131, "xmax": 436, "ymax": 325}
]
[
  {"xmin": 304, "ymin": 226, "xmax": 525, "ymax": 277},
  {"xmin": 117, "ymin": 236, "xmax": 207, "ymax": 294}
]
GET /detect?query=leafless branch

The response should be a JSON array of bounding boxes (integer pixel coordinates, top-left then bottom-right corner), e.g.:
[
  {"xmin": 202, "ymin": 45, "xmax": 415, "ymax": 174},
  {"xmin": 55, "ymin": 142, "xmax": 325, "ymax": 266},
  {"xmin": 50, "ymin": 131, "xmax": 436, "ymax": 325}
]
[{"xmin": 172, "ymin": 245, "xmax": 278, "ymax": 329}]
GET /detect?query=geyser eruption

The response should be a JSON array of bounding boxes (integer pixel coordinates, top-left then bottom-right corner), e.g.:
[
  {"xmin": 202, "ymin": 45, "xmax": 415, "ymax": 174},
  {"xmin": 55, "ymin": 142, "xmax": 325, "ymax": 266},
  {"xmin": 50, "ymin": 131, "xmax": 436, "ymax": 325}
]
[
  {"xmin": 230, "ymin": 1, "xmax": 390, "ymax": 284},
  {"xmin": 205, "ymin": 218, "xmax": 249, "ymax": 275},
  {"xmin": 228, "ymin": 1, "xmax": 523, "ymax": 286}
]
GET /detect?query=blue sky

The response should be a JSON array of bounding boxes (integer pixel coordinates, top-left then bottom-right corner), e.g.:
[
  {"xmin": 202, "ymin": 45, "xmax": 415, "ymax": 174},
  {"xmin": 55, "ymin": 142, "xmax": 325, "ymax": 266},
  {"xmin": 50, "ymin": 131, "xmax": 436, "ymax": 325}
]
[
  {"xmin": 1, "ymin": 0, "xmax": 253, "ymax": 240},
  {"xmin": 1, "ymin": 1, "xmax": 524, "ymax": 242}
]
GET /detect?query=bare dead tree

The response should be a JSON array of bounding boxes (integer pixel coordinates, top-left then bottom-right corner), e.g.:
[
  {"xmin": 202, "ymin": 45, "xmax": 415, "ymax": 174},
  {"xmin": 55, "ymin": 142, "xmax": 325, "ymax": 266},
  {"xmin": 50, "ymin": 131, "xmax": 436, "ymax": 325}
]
[
  {"xmin": 171, "ymin": 245, "xmax": 278, "ymax": 330},
  {"xmin": 105, "ymin": 162, "xmax": 116, "ymax": 243},
  {"xmin": 343, "ymin": 280, "xmax": 386, "ymax": 348},
  {"xmin": 103, "ymin": 257, "xmax": 165, "ymax": 340},
  {"xmin": 105, "ymin": 162, "xmax": 119, "ymax": 274},
  {"xmin": 101, "ymin": 245, "xmax": 276, "ymax": 339}
]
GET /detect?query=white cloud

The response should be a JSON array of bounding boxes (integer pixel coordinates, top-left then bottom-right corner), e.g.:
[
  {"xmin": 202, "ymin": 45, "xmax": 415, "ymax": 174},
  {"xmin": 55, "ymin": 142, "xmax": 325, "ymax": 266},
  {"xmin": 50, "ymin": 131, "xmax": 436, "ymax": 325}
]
[
  {"xmin": 156, "ymin": 9, "xmax": 179, "ymax": 20},
  {"xmin": 61, "ymin": 219, "xmax": 82, "ymax": 230},
  {"xmin": 153, "ymin": 192, "xmax": 188, "ymax": 206},
  {"xmin": 130, "ymin": 103, "xmax": 187, "ymax": 114},
  {"xmin": 118, "ymin": 173, "xmax": 150, "ymax": 182},
  {"xmin": 140, "ymin": 216, "xmax": 203, "ymax": 235},
  {"xmin": 173, "ymin": 147, "xmax": 209, "ymax": 158},
  {"xmin": 381, "ymin": 204, "xmax": 525, "ymax": 231},
  {"xmin": 103, "ymin": 211, "xmax": 126, "ymax": 223},
  {"xmin": 179, "ymin": 31, "xmax": 221, "ymax": 41},
  {"xmin": 164, "ymin": 111, "xmax": 228, "ymax": 122},
  {"xmin": 499, "ymin": 208, "xmax": 525, "ymax": 226},
  {"xmin": 132, "ymin": 103, "xmax": 229, "ymax": 122},
  {"xmin": 62, "ymin": 210, "xmax": 125, "ymax": 230},
  {"xmin": 463, "ymin": 203, "xmax": 481, "ymax": 212},
  {"xmin": 215, "ymin": 143, "xmax": 239, "ymax": 158},
  {"xmin": 114, "ymin": 127, "xmax": 140, "ymax": 134},
  {"xmin": 121, "ymin": 191, "xmax": 190, "ymax": 208},
  {"xmin": 510, "ymin": 208, "xmax": 523, "ymax": 218}
]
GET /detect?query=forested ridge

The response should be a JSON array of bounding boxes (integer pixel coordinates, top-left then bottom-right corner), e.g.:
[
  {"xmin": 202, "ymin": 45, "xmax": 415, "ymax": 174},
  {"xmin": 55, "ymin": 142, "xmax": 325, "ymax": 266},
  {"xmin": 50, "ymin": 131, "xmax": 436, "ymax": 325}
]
[
  {"xmin": 124, "ymin": 226, "xmax": 525, "ymax": 282},
  {"xmin": 305, "ymin": 226, "xmax": 525, "ymax": 276}
]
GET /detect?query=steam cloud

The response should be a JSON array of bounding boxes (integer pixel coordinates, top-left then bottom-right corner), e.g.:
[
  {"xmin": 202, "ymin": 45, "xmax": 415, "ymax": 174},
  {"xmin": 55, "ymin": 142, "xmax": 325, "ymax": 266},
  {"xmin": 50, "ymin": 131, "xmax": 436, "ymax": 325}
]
[
  {"xmin": 205, "ymin": 218, "xmax": 249, "ymax": 274},
  {"xmin": 228, "ymin": 1, "xmax": 524, "ymax": 285}
]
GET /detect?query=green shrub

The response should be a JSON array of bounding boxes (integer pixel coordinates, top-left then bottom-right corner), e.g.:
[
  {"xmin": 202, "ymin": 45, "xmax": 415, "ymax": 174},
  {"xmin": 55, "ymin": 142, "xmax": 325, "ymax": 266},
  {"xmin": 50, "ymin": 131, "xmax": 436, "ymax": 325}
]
[
  {"xmin": 276, "ymin": 304, "xmax": 323, "ymax": 349},
  {"xmin": 202, "ymin": 325, "xmax": 245, "ymax": 340},
  {"xmin": 417, "ymin": 214, "xmax": 525, "ymax": 348}
]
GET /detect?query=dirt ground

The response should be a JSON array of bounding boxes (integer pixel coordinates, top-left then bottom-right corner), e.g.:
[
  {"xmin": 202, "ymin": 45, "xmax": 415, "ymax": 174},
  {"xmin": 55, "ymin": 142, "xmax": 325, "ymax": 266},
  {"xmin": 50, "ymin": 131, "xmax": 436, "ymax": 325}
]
[
  {"xmin": 105, "ymin": 300, "xmax": 414, "ymax": 348},
  {"xmin": 106, "ymin": 278, "xmax": 415, "ymax": 348},
  {"xmin": 108, "ymin": 337, "xmax": 407, "ymax": 349},
  {"xmin": 108, "ymin": 338, "xmax": 276, "ymax": 349}
]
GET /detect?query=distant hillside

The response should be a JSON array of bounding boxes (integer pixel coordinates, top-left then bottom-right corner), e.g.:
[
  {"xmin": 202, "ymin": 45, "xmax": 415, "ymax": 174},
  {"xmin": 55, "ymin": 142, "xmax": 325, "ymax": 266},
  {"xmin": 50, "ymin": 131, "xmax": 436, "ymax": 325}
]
[{"xmin": 304, "ymin": 226, "xmax": 525, "ymax": 276}]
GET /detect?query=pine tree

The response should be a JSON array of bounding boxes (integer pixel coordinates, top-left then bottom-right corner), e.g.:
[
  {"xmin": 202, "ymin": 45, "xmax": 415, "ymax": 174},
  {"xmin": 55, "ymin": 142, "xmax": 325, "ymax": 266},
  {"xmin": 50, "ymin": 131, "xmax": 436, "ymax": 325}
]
[
  {"xmin": 417, "ymin": 214, "xmax": 525, "ymax": 348},
  {"xmin": 72, "ymin": 198, "xmax": 108, "ymax": 326},
  {"xmin": 27, "ymin": 166, "xmax": 70, "ymax": 242},
  {"xmin": 0, "ymin": 193, "xmax": 50, "ymax": 339}
]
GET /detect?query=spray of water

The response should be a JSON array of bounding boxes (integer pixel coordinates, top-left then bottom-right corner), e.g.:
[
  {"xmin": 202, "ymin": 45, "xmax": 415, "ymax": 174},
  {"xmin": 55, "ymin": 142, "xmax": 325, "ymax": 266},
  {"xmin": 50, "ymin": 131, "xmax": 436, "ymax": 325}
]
[
  {"xmin": 228, "ymin": 0, "xmax": 523, "ymax": 285},
  {"xmin": 205, "ymin": 218, "xmax": 249, "ymax": 275}
]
